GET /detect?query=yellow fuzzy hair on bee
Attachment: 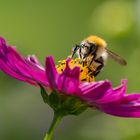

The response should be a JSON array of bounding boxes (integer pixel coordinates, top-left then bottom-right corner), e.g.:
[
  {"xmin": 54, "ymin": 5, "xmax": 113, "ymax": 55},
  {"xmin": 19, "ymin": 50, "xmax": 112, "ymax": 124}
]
[{"xmin": 86, "ymin": 35, "xmax": 107, "ymax": 47}]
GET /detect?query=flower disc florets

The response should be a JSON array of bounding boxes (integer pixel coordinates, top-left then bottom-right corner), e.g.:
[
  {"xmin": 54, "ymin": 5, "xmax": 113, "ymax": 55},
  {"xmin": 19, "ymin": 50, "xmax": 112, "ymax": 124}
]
[{"xmin": 56, "ymin": 58, "xmax": 95, "ymax": 82}]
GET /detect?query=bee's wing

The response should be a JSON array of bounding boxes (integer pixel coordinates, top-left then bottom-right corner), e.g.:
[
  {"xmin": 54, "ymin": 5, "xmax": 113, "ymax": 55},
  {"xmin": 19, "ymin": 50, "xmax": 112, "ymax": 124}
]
[{"xmin": 105, "ymin": 48, "xmax": 127, "ymax": 66}]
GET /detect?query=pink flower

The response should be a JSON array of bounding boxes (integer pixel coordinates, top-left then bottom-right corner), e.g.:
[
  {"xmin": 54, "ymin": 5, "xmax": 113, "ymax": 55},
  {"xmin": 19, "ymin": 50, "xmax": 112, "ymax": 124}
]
[
  {"xmin": 0, "ymin": 37, "xmax": 48, "ymax": 86},
  {"xmin": 1, "ymin": 36, "xmax": 140, "ymax": 117}
]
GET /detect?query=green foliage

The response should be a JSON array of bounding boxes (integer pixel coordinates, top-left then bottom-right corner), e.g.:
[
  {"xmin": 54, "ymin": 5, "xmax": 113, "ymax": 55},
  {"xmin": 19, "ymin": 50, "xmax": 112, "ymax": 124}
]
[
  {"xmin": 40, "ymin": 86, "xmax": 88, "ymax": 116},
  {"xmin": 40, "ymin": 84, "xmax": 49, "ymax": 103}
]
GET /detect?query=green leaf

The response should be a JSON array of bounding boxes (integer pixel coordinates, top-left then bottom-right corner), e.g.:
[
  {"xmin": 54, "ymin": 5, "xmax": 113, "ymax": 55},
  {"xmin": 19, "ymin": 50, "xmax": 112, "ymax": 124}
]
[
  {"xmin": 60, "ymin": 96, "xmax": 88, "ymax": 116},
  {"xmin": 39, "ymin": 84, "xmax": 49, "ymax": 103},
  {"xmin": 48, "ymin": 91, "xmax": 61, "ymax": 110},
  {"xmin": 70, "ymin": 105, "xmax": 88, "ymax": 115},
  {"xmin": 39, "ymin": 86, "xmax": 88, "ymax": 116}
]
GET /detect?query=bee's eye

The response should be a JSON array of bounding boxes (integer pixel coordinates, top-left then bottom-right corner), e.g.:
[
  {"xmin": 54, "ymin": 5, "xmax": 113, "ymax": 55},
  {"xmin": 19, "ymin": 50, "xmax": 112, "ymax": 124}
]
[
  {"xmin": 88, "ymin": 42, "xmax": 97, "ymax": 48},
  {"xmin": 81, "ymin": 41, "xmax": 89, "ymax": 47},
  {"xmin": 87, "ymin": 43, "xmax": 97, "ymax": 53}
]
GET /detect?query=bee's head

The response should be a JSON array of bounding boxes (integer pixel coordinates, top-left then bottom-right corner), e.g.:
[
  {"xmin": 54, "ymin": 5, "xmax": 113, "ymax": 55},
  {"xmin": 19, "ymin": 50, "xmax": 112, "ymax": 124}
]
[
  {"xmin": 72, "ymin": 35, "xmax": 107, "ymax": 59},
  {"xmin": 81, "ymin": 35, "xmax": 107, "ymax": 48}
]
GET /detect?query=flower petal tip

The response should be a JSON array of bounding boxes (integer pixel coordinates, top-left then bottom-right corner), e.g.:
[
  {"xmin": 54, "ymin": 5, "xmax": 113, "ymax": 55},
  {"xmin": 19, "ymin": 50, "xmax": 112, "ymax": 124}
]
[
  {"xmin": 0, "ymin": 36, "xmax": 6, "ymax": 44},
  {"xmin": 121, "ymin": 79, "xmax": 127, "ymax": 85}
]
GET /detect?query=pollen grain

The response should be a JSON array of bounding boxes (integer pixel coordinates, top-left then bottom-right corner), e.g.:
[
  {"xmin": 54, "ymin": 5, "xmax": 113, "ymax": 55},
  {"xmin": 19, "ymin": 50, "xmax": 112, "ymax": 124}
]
[{"xmin": 56, "ymin": 58, "xmax": 95, "ymax": 82}]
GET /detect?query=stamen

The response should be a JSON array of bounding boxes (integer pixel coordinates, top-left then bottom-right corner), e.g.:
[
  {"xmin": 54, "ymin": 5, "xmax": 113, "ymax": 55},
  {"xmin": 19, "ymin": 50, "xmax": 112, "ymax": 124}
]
[{"xmin": 56, "ymin": 58, "xmax": 95, "ymax": 82}]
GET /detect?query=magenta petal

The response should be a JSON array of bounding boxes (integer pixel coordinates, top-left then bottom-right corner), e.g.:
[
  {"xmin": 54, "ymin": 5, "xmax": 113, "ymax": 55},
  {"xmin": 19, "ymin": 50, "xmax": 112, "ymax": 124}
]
[
  {"xmin": 77, "ymin": 80, "xmax": 127, "ymax": 105},
  {"xmin": 57, "ymin": 58, "xmax": 80, "ymax": 95},
  {"xmin": 77, "ymin": 80, "xmax": 111, "ymax": 104},
  {"xmin": 45, "ymin": 56, "xmax": 58, "ymax": 89},
  {"xmin": 94, "ymin": 80, "xmax": 127, "ymax": 104},
  {"xmin": 27, "ymin": 55, "xmax": 42, "ymax": 66},
  {"xmin": 98, "ymin": 93, "xmax": 140, "ymax": 117},
  {"xmin": 0, "ymin": 37, "xmax": 48, "ymax": 86}
]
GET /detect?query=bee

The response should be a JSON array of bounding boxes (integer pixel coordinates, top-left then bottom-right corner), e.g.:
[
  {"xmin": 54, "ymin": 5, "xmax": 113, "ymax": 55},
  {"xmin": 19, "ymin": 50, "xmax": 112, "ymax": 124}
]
[{"xmin": 71, "ymin": 35, "xmax": 127, "ymax": 76}]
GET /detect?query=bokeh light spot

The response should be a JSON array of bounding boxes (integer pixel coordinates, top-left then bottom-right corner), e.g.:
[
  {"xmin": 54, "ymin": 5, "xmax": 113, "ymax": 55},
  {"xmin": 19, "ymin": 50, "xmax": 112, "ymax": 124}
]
[{"xmin": 90, "ymin": 1, "xmax": 134, "ymax": 36}]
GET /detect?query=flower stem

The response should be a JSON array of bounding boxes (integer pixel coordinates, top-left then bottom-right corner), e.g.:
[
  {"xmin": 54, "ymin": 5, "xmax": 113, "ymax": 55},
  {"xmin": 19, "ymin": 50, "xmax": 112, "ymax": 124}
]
[{"xmin": 44, "ymin": 112, "xmax": 62, "ymax": 140}]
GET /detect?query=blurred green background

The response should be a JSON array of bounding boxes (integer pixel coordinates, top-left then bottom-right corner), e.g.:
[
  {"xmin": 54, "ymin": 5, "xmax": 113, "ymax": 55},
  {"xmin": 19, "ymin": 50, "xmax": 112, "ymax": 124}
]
[{"xmin": 0, "ymin": 0, "xmax": 140, "ymax": 140}]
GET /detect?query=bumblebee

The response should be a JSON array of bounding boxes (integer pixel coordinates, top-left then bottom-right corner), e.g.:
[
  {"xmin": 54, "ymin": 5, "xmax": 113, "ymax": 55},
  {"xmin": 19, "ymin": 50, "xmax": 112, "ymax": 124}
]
[{"xmin": 71, "ymin": 35, "xmax": 127, "ymax": 76}]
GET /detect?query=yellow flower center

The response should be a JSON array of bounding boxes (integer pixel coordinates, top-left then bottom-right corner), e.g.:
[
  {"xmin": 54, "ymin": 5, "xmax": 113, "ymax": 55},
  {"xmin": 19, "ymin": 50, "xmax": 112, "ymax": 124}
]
[{"xmin": 56, "ymin": 58, "xmax": 95, "ymax": 82}]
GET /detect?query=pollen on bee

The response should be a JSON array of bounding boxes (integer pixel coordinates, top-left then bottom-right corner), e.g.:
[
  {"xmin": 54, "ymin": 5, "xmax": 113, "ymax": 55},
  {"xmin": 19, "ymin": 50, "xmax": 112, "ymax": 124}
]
[{"xmin": 56, "ymin": 58, "xmax": 95, "ymax": 82}]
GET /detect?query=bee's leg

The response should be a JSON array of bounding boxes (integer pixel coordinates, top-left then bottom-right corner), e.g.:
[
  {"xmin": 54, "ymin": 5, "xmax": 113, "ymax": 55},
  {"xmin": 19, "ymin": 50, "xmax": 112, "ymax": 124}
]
[
  {"xmin": 89, "ymin": 53, "xmax": 96, "ymax": 66},
  {"xmin": 79, "ymin": 46, "xmax": 82, "ymax": 59},
  {"xmin": 93, "ymin": 57, "xmax": 104, "ymax": 77},
  {"xmin": 89, "ymin": 46, "xmax": 98, "ymax": 66},
  {"xmin": 71, "ymin": 44, "xmax": 80, "ymax": 58}
]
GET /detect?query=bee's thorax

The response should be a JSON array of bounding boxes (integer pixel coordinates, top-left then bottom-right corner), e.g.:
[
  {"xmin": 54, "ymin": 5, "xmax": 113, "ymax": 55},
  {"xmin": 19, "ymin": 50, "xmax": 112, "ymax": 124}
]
[{"xmin": 86, "ymin": 35, "xmax": 107, "ymax": 48}]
